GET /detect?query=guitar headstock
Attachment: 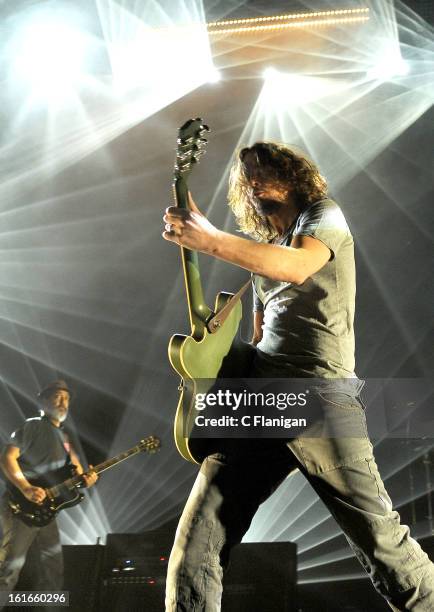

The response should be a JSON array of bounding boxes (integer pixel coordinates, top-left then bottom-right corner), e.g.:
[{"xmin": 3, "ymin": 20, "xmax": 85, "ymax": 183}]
[
  {"xmin": 139, "ymin": 436, "xmax": 161, "ymax": 454},
  {"xmin": 174, "ymin": 118, "xmax": 209, "ymax": 180}
]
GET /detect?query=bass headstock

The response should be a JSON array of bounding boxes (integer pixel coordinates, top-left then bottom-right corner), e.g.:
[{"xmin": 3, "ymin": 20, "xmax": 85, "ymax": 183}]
[
  {"xmin": 139, "ymin": 435, "xmax": 161, "ymax": 454},
  {"xmin": 174, "ymin": 118, "xmax": 209, "ymax": 180}
]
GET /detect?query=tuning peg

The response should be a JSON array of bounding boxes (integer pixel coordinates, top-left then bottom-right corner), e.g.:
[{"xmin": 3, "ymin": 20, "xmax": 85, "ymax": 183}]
[
  {"xmin": 177, "ymin": 137, "xmax": 194, "ymax": 147},
  {"xmin": 177, "ymin": 151, "xmax": 193, "ymax": 162},
  {"xmin": 175, "ymin": 161, "xmax": 192, "ymax": 172},
  {"xmin": 193, "ymin": 117, "xmax": 209, "ymax": 131},
  {"xmin": 177, "ymin": 145, "xmax": 193, "ymax": 154},
  {"xmin": 176, "ymin": 155, "xmax": 192, "ymax": 164}
]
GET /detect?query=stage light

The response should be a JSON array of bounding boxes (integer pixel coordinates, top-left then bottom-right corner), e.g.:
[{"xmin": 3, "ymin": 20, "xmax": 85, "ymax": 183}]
[
  {"xmin": 262, "ymin": 67, "xmax": 278, "ymax": 80},
  {"xmin": 11, "ymin": 17, "xmax": 90, "ymax": 99},
  {"xmin": 261, "ymin": 70, "xmax": 334, "ymax": 107},
  {"xmin": 207, "ymin": 7, "xmax": 370, "ymax": 27},
  {"xmin": 108, "ymin": 23, "xmax": 215, "ymax": 96},
  {"xmin": 207, "ymin": 68, "xmax": 222, "ymax": 83},
  {"xmin": 367, "ymin": 47, "xmax": 410, "ymax": 81},
  {"xmin": 206, "ymin": 7, "xmax": 370, "ymax": 35}
]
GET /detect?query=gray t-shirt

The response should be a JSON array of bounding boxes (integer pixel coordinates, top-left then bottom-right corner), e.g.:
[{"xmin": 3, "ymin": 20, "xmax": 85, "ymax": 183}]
[
  {"xmin": 253, "ymin": 198, "xmax": 356, "ymax": 378},
  {"xmin": 6, "ymin": 415, "xmax": 73, "ymax": 483}
]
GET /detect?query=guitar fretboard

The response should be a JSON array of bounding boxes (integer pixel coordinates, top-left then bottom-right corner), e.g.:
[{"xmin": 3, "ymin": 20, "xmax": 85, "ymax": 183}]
[
  {"xmin": 93, "ymin": 445, "xmax": 141, "ymax": 475},
  {"xmin": 46, "ymin": 439, "xmax": 158, "ymax": 498}
]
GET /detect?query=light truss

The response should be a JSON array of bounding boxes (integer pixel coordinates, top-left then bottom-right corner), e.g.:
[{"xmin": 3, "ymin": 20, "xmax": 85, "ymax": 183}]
[{"xmin": 207, "ymin": 8, "xmax": 370, "ymax": 35}]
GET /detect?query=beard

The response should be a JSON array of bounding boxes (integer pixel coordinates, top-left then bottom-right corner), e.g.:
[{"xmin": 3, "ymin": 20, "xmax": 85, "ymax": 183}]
[
  {"xmin": 56, "ymin": 410, "xmax": 68, "ymax": 423},
  {"xmin": 252, "ymin": 197, "xmax": 283, "ymax": 217},
  {"xmin": 45, "ymin": 407, "xmax": 68, "ymax": 423}
]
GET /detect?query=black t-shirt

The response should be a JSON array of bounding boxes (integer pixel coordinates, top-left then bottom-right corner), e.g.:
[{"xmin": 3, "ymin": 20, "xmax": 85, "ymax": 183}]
[{"xmin": 6, "ymin": 415, "xmax": 73, "ymax": 485}]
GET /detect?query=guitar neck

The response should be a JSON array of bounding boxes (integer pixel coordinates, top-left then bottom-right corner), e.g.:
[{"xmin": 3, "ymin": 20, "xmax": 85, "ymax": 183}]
[
  {"xmin": 174, "ymin": 177, "xmax": 212, "ymax": 335},
  {"xmin": 47, "ymin": 444, "xmax": 143, "ymax": 496},
  {"xmin": 92, "ymin": 445, "xmax": 143, "ymax": 475}
]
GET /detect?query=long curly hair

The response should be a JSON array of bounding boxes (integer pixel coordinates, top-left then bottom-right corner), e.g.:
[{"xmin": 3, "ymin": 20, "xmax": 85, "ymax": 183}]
[{"xmin": 228, "ymin": 142, "xmax": 328, "ymax": 240}]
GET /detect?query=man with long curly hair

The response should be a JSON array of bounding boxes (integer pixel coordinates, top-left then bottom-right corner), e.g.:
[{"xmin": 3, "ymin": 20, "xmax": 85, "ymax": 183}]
[{"xmin": 163, "ymin": 142, "xmax": 434, "ymax": 611}]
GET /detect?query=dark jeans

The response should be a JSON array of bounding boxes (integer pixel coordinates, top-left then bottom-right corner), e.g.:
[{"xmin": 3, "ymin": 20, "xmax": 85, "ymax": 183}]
[
  {"xmin": 165, "ymin": 394, "xmax": 434, "ymax": 611},
  {"xmin": 0, "ymin": 494, "xmax": 63, "ymax": 608}
]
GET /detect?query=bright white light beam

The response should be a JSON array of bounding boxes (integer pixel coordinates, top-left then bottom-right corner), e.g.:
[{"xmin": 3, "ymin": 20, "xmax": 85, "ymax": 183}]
[{"xmin": 11, "ymin": 17, "xmax": 91, "ymax": 100}]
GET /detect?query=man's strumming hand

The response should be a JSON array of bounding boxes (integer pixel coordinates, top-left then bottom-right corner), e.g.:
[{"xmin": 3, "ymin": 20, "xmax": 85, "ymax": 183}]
[{"xmin": 21, "ymin": 485, "xmax": 47, "ymax": 504}]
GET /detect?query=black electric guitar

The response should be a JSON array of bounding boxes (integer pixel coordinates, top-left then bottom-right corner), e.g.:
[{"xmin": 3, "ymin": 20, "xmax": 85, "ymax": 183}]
[
  {"xmin": 7, "ymin": 436, "xmax": 160, "ymax": 527},
  {"xmin": 169, "ymin": 119, "xmax": 254, "ymax": 464}
]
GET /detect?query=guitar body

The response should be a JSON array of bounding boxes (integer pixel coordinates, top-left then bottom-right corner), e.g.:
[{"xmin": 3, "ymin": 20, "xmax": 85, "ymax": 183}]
[
  {"xmin": 7, "ymin": 472, "xmax": 84, "ymax": 528},
  {"xmin": 169, "ymin": 292, "xmax": 255, "ymax": 463}
]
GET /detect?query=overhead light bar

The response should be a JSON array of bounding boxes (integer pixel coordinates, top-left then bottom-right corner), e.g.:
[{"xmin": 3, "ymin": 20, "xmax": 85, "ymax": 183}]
[{"xmin": 207, "ymin": 7, "xmax": 369, "ymax": 35}]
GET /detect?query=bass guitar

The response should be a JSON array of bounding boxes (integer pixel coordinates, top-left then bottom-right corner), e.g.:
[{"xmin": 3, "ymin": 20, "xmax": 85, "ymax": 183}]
[
  {"xmin": 7, "ymin": 435, "xmax": 160, "ymax": 527},
  {"xmin": 169, "ymin": 118, "xmax": 253, "ymax": 464}
]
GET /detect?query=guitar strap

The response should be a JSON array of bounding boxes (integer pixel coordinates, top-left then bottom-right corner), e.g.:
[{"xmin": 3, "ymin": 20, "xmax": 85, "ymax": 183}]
[
  {"xmin": 57, "ymin": 427, "xmax": 71, "ymax": 455},
  {"xmin": 206, "ymin": 279, "xmax": 251, "ymax": 334}
]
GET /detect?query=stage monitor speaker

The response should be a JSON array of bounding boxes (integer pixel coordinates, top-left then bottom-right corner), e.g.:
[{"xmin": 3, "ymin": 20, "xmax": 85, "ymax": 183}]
[
  {"xmin": 101, "ymin": 529, "xmax": 174, "ymax": 611},
  {"xmin": 12, "ymin": 543, "xmax": 104, "ymax": 612},
  {"xmin": 63, "ymin": 544, "xmax": 104, "ymax": 612},
  {"xmin": 101, "ymin": 534, "xmax": 296, "ymax": 611}
]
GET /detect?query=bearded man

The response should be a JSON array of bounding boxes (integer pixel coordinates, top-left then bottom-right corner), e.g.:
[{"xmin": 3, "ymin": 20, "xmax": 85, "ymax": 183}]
[
  {"xmin": 0, "ymin": 380, "xmax": 97, "ymax": 598},
  {"xmin": 162, "ymin": 142, "xmax": 434, "ymax": 611}
]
